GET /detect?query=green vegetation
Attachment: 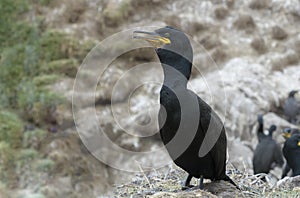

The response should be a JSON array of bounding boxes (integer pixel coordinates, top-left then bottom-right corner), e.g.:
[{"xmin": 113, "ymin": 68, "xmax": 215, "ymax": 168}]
[
  {"xmin": 0, "ymin": 111, "xmax": 23, "ymax": 148},
  {"xmin": 22, "ymin": 129, "xmax": 47, "ymax": 149},
  {"xmin": 0, "ymin": 0, "xmax": 28, "ymax": 49},
  {"xmin": 33, "ymin": 74, "xmax": 60, "ymax": 87},
  {"xmin": 43, "ymin": 58, "xmax": 79, "ymax": 78},
  {"xmin": 0, "ymin": 110, "xmax": 42, "ymax": 185},
  {"xmin": 0, "ymin": 0, "xmax": 94, "ymax": 193},
  {"xmin": 35, "ymin": 159, "xmax": 55, "ymax": 172},
  {"xmin": 0, "ymin": 0, "xmax": 94, "ymax": 123},
  {"xmin": 0, "ymin": 142, "xmax": 15, "ymax": 169},
  {"xmin": 103, "ymin": 0, "xmax": 133, "ymax": 27},
  {"xmin": 36, "ymin": 0, "xmax": 51, "ymax": 6},
  {"xmin": 17, "ymin": 149, "xmax": 39, "ymax": 161},
  {"xmin": 0, "ymin": 142, "xmax": 16, "ymax": 185}
]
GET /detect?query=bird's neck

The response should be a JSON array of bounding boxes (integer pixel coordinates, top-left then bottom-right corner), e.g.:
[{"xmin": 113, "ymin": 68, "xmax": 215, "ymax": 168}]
[
  {"xmin": 258, "ymin": 122, "xmax": 263, "ymax": 133},
  {"xmin": 161, "ymin": 63, "xmax": 189, "ymax": 89},
  {"xmin": 157, "ymin": 50, "xmax": 192, "ymax": 89},
  {"xmin": 268, "ymin": 131, "xmax": 273, "ymax": 137}
]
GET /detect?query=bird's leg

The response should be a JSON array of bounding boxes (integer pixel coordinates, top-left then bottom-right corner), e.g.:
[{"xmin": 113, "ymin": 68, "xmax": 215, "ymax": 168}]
[
  {"xmin": 184, "ymin": 174, "xmax": 193, "ymax": 186},
  {"xmin": 224, "ymin": 175, "xmax": 240, "ymax": 190},
  {"xmin": 198, "ymin": 175, "xmax": 204, "ymax": 189},
  {"xmin": 182, "ymin": 174, "xmax": 193, "ymax": 190}
]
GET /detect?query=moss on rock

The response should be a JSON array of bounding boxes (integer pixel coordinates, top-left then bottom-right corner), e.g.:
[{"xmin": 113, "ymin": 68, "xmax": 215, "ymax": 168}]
[
  {"xmin": 39, "ymin": 30, "xmax": 94, "ymax": 62},
  {"xmin": 0, "ymin": 43, "xmax": 39, "ymax": 107},
  {"xmin": 103, "ymin": 0, "xmax": 133, "ymax": 27},
  {"xmin": 0, "ymin": 142, "xmax": 16, "ymax": 185},
  {"xmin": 35, "ymin": 159, "xmax": 55, "ymax": 172},
  {"xmin": 39, "ymin": 31, "xmax": 69, "ymax": 61},
  {"xmin": 0, "ymin": 111, "xmax": 23, "ymax": 148},
  {"xmin": 0, "ymin": 0, "xmax": 29, "ymax": 50},
  {"xmin": 43, "ymin": 58, "xmax": 79, "ymax": 78},
  {"xmin": 22, "ymin": 129, "xmax": 47, "ymax": 149},
  {"xmin": 17, "ymin": 148, "xmax": 39, "ymax": 161},
  {"xmin": 33, "ymin": 74, "xmax": 60, "ymax": 87},
  {"xmin": 31, "ymin": 90, "xmax": 65, "ymax": 125},
  {"xmin": 17, "ymin": 81, "xmax": 65, "ymax": 125}
]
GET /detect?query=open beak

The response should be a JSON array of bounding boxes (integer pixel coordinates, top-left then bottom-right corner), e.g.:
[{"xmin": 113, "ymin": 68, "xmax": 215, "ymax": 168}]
[{"xmin": 133, "ymin": 30, "xmax": 171, "ymax": 48}]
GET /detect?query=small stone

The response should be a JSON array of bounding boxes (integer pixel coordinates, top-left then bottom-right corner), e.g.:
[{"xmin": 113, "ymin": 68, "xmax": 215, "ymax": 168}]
[
  {"xmin": 226, "ymin": 0, "xmax": 235, "ymax": 8},
  {"xmin": 249, "ymin": 0, "xmax": 269, "ymax": 9},
  {"xmin": 214, "ymin": 6, "xmax": 229, "ymax": 20},
  {"xmin": 251, "ymin": 37, "xmax": 267, "ymax": 54},
  {"xmin": 234, "ymin": 15, "xmax": 256, "ymax": 31},
  {"xmin": 272, "ymin": 26, "xmax": 288, "ymax": 40}
]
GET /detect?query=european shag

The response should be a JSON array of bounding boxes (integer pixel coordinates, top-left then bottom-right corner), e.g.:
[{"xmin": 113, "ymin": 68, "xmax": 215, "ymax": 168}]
[
  {"xmin": 133, "ymin": 26, "xmax": 237, "ymax": 189},
  {"xmin": 283, "ymin": 90, "xmax": 300, "ymax": 124},
  {"xmin": 253, "ymin": 124, "xmax": 284, "ymax": 179},
  {"xmin": 282, "ymin": 133, "xmax": 300, "ymax": 177},
  {"xmin": 281, "ymin": 128, "xmax": 300, "ymax": 178}
]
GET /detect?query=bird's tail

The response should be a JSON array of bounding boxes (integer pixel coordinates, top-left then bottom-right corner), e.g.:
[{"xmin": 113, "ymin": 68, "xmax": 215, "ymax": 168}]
[{"xmin": 223, "ymin": 175, "xmax": 240, "ymax": 190}]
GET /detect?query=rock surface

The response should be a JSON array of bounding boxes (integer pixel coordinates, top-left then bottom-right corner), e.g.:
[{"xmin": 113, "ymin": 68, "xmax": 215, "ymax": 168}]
[{"xmin": 6, "ymin": 0, "xmax": 300, "ymax": 197}]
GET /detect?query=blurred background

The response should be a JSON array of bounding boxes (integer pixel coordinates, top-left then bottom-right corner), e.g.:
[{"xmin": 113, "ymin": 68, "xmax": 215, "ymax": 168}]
[{"xmin": 0, "ymin": 0, "xmax": 300, "ymax": 197}]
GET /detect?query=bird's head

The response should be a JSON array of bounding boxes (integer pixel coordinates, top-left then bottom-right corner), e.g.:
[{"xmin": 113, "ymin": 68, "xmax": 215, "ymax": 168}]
[
  {"xmin": 282, "ymin": 127, "xmax": 300, "ymax": 139},
  {"xmin": 133, "ymin": 26, "xmax": 192, "ymax": 60},
  {"xmin": 268, "ymin": 125, "xmax": 277, "ymax": 136},
  {"xmin": 288, "ymin": 90, "xmax": 299, "ymax": 98},
  {"xmin": 133, "ymin": 26, "xmax": 193, "ymax": 79},
  {"xmin": 282, "ymin": 127, "xmax": 292, "ymax": 139}
]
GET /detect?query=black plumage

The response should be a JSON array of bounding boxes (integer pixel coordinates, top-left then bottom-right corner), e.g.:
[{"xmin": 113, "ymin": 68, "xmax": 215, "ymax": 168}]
[
  {"xmin": 257, "ymin": 115, "xmax": 265, "ymax": 142},
  {"xmin": 253, "ymin": 124, "xmax": 284, "ymax": 178},
  {"xmin": 133, "ymin": 26, "xmax": 236, "ymax": 189},
  {"xmin": 282, "ymin": 133, "xmax": 300, "ymax": 177},
  {"xmin": 281, "ymin": 128, "xmax": 300, "ymax": 178},
  {"xmin": 283, "ymin": 90, "xmax": 300, "ymax": 124}
]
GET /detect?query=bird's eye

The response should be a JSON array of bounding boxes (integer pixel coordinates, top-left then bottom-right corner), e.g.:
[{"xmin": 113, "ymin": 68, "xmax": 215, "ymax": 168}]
[{"xmin": 164, "ymin": 33, "xmax": 170, "ymax": 37}]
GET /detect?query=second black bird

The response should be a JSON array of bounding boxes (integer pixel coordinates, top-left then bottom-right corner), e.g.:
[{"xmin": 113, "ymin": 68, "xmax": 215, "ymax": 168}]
[
  {"xmin": 283, "ymin": 90, "xmax": 300, "ymax": 124},
  {"xmin": 253, "ymin": 124, "xmax": 284, "ymax": 180},
  {"xmin": 282, "ymin": 130, "xmax": 300, "ymax": 177}
]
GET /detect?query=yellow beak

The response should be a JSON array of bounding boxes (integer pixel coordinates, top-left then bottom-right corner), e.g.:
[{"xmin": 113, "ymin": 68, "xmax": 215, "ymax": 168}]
[
  {"xmin": 282, "ymin": 132, "xmax": 291, "ymax": 139},
  {"xmin": 133, "ymin": 30, "xmax": 171, "ymax": 48}
]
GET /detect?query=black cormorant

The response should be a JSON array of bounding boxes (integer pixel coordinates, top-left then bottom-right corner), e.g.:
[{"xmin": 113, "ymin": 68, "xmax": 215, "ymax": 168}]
[
  {"xmin": 281, "ymin": 128, "xmax": 300, "ymax": 178},
  {"xmin": 283, "ymin": 90, "xmax": 300, "ymax": 124},
  {"xmin": 253, "ymin": 124, "xmax": 284, "ymax": 179},
  {"xmin": 133, "ymin": 26, "xmax": 237, "ymax": 189},
  {"xmin": 282, "ymin": 133, "xmax": 300, "ymax": 177}
]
